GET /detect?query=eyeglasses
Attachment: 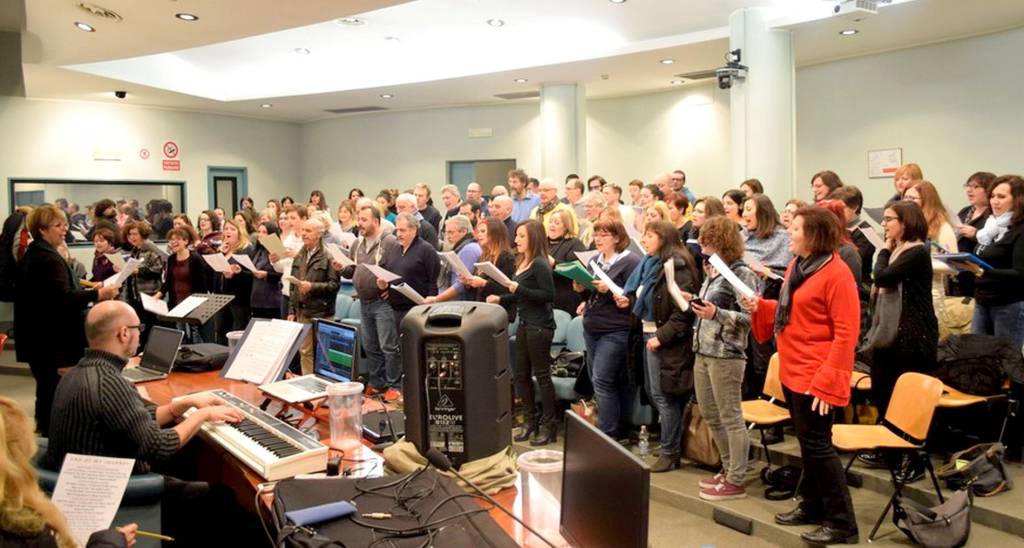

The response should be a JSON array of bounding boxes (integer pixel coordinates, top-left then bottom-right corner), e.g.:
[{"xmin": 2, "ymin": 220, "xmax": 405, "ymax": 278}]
[
  {"xmin": 881, "ymin": 216, "xmax": 899, "ymax": 223},
  {"xmin": 963, "ymin": 183, "xmax": 983, "ymax": 190},
  {"xmin": 126, "ymin": 324, "xmax": 145, "ymax": 332}
]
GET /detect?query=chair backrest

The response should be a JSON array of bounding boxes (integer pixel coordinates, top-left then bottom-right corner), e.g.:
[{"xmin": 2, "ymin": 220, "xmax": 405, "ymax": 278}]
[
  {"xmin": 334, "ymin": 293, "xmax": 353, "ymax": 320},
  {"xmin": 565, "ymin": 315, "xmax": 586, "ymax": 353},
  {"xmin": 885, "ymin": 372, "xmax": 944, "ymax": 440},
  {"xmin": 763, "ymin": 353, "xmax": 785, "ymax": 402},
  {"xmin": 552, "ymin": 309, "xmax": 572, "ymax": 345}
]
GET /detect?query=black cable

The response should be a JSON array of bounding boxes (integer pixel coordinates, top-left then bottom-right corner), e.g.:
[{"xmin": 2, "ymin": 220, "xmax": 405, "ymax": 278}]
[{"xmin": 374, "ymin": 393, "xmax": 400, "ymax": 443}]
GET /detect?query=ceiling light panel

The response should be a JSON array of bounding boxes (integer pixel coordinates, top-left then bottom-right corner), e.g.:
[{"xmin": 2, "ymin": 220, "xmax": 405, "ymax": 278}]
[{"xmin": 64, "ymin": 0, "xmax": 876, "ymax": 102}]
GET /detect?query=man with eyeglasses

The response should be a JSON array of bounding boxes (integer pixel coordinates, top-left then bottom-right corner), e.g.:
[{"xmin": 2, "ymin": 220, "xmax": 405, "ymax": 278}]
[{"xmin": 671, "ymin": 169, "xmax": 696, "ymax": 205}]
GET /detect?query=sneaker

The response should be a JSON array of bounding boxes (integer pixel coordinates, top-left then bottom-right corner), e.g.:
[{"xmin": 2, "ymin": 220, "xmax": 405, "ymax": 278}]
[
  {"xmin": 699, "ymin": 481, "xmax": 747, "ymax": 501},
  {"xmin": 699, "ymin": 472, "xmax": 725, "ymax": 490},
  {"xmin": 383, "ymin": 388, "xmax": 403, "ymax": 403}
]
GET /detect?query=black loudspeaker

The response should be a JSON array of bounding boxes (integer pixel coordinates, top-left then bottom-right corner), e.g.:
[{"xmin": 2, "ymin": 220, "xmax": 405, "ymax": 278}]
[{"xmin": 401, "ymin": 302, "xmax": 512, "ymax": 468}]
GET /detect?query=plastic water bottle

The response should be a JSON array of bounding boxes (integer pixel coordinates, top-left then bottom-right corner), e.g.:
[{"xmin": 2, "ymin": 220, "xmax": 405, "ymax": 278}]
[{"xmin": 638, "ymin": 426, "xmax": 650, "ymax": 458}]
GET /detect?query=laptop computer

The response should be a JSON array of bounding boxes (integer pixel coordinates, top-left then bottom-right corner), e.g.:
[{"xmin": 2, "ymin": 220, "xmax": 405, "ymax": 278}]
[
  {"xmin": 259, "ymin": 319, "xmax": 358, "ymax": 403},
  {"xmin": 121, "ymin": 326, "xmax": 185, "ymax": 383}
]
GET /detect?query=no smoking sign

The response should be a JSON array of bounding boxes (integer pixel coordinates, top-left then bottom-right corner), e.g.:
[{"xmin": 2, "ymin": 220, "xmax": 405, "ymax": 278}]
[{"xmin": 163, "ymin": 140, "xmax": 179, "ymax": 159}]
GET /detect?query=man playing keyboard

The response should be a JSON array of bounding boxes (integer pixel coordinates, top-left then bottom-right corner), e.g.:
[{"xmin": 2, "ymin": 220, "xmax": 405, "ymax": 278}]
[{"xmin": 45, "ymin": 300, "xmax": 255, "ymax": 544}]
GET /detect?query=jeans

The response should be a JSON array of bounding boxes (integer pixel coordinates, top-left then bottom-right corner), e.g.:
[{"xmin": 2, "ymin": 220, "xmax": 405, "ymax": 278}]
[
  {"xmin": 643, "ymin": 333, "xmax": 687, "ymax": 456},
  {"xmin": 514, "ymin": 325, "xmax": 556, "ymax": 425},
  {"xmin": 361, "ymin": 299, "xmax": 402, "ymax": 390},
  {"xmin": 693, "ymin": 355, "xmax": 749, "ymax": 485},
  {"xmin": 785, "ymin": 387, "xmax": 857, "ymax": 532},
  {"xmin": 584, "ymin": 330, "xmax": 632, "ymax": 438},
  {"xmin": 973, "ymin": 300, "xmax": 1024, "ymax": 350}
]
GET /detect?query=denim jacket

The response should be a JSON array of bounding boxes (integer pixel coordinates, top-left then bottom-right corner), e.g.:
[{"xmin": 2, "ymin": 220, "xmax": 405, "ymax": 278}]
[{"xmin": 692, "ymin": 259, "xmax": 760, "ymax": 359}]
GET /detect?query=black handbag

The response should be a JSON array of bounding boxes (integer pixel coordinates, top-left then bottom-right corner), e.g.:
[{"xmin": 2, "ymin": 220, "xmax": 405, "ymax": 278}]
[
  {"xmin": 937, "ymin": 442, "xmax": 1013, "ymax": 496},
  {"xmin": 895, "ymin": 488, "xmax": 972, "ymax": 548}
]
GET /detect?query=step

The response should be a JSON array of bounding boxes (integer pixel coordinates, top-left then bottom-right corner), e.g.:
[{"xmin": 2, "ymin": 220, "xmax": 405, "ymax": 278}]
[{"xmin": 754, "ymin": 435, "xmax": 1024, "ymax": 538}]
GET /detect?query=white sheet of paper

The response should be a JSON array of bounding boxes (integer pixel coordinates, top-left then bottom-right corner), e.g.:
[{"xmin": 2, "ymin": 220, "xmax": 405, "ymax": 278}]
[
  {"xmin": 51, "ymin": 454, "xmax": 135, "ymax": 548},
  {"xmin": 948, "ymin": 211, "xmax": 964, "ymax": 230},
  {"xmin": 743, "ymin": 252, "xmax": 783, "ymax": 280},
  {"xmin": 70, "ymin": 230, "xmax": 87, "ymax": 242},
  {"xmin": 859, "ymin": 226, "xmax": 886, "ymax": 251},
  {"xmin": 663, "ymin": 260, "xmax": 690, "ymax": 312},
  {"xmin": 167, "ymin": 295, "xmax": 207, "ymax": 318},
  {"xmin": 474, "ymin": 261, "xmax": 514, "ymax": 288},
  {"xmin": 438, "ymin": 251, "xmax": 472, "ymax": 278},
  {"xmin": 231, "ymin": 254, "xmax": 259, "ymax": 273},
  {"xmin": 226, "ymin": 319, "xmax": 303, "ymax": 384},
  {"xmin": 337, "ymin": 231, "xmax": 357, "ymax": 249},
  {"xmin": 624, "ymin": 222, "xmax": 644, "ymax": 249},
  {"xmin": 140, "ymin": 292, "xmax": 168, "ymax": 316},
  {"xmin": 362, "ymin": 263, "xmax": 401, "ymax": 283},
  {"xmin": 259, "ymin": 233, "xmax": 288, "ymax": 257},
  {"xmin": 104, "ymin": 257, "xmax": 142, "ymax": 289},
  {"xmin": 574, "ymin": 250, "xmax": 600, "ymax": 268},
  {"xmin": 104, "ymin": 253, "xmax": 125, "ymax": 270},
  {"xmin": 202, "ymin": 253, "xmax": 232, "ymax": 273},
  {"xmin": 283, "ymin": 274, "xmax": 301, "ymax": 285},
  {"xmin": 325, "ymin": 243, "xmax": 355, "ymax": 267},
  {"xmin": 392, "ymin": 283, "xmax": 425, "ymax": 304},
  {"xmin": 592, "ymin": 263, "xmax": 624, "ymax": 296},
  {"xmin": 709, "ymin": 253, "xmax": 756, "ymax": 299}
]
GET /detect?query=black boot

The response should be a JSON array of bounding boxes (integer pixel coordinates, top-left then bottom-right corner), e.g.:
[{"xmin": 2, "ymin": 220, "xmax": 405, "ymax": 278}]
[
  {"xmin": 800, "ymin": 526, "xmax": 859, "ymax": 545},
  {"xmin": 530, "ymin": 421, "xmax": 557, "ymax": 446},
  {"xmin": 514, "ymin": 418, "xmax": 538, "ymax": 442}
]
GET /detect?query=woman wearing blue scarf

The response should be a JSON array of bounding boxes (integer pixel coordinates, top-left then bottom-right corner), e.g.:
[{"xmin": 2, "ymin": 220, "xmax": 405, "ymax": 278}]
[{"xmin": 617, "ymin": 221, "xmax": 700, "ymax": 472}]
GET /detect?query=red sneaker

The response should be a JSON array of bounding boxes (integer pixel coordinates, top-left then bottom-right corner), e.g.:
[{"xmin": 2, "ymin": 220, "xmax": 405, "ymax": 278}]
[
  {"xmin": 700, "ymin": 481, "xmax": 746, "ymax": 501},
  {"xmin": 698, "ymin": 472, "xmax": 724, "ymax": 490},
  {"xmin": 383, "ymin": 388, "xmax": 403, "ymax": 403},
  {"xmin": 364, "ymin": 385, "xmax": 383, "ymax": 396}
]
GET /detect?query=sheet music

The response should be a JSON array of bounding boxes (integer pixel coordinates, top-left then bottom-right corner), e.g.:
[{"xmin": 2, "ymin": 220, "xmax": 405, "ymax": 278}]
[
  {"xmin": 325, "ymin": 243, "xmax": 355, "ymax": 267},
  {"xmin": 226, "ymin": 319, "xmax": 303, "ymax": 384},
  {"xmin": 167, "ymin": 295, "xmax": 207, "ymax": 318},
  {"xmin": 439, "ymin": 250, "xmax": 472, "ymax": 278},
  {"xmin": 283, "ymin": 274, "xmax": 301, "ymax": 285},
  {"xmin": 858, "ymin": 226, "xmax": 886, "ymax": 251},
  {"xmin": 474, "ymin": 261, "xmax": 514, "ymax": 288},
  {"xmin": 709, "ymin": 253, "xmax": 756, "ymax": 299},
  {"xmin": 592, "ymin": 263, "xmax": 624, "ymax": 296},
  {"xmin": 104, "ymin": 257, "xmax": 142, "ymax": 289},
  {"xmin": 362, "ymin": 263, "xmax": 401, "ymax": 283},
  {"xmin": 231, "ymin": 254, "xmax": 259, "ymax": 273},
  {"xmin": 70, "ymin": 230, "xmax": 87, "ymax": 242},
  {"xmin": 663, "ymin": 260, "xmax": 690, "ymax": 312},
  {"xmin": 51, "ymin": 454, "xmax": 134, "ymax": 548},
  {"xmin": 104, "ymin": 253, "xmax": 125, "ymax": 270},
  {"xmin": 743, "ymin": 252, "xmax": 783, "ymax": 280},
  {"xmin": 574, "ymin": 250, "xmax": 600, "ymax": 268},
  {"xmin": 392, "ymin": 283, "xmax": 425, "ymax": 305},
  {"xmin": 337, "ymin": 231, "xmax": 357, "ymax": 249},
  {"xmin": 202, "ymin": 253, "xmax": 232, "ymax": 273},
  {"xmin": 259, "ymin": 233, "xmax": 288, "ymax": 257},
  {"xmin": 140, "ymin": 293, "xmax": 168, "ymax": 316}
]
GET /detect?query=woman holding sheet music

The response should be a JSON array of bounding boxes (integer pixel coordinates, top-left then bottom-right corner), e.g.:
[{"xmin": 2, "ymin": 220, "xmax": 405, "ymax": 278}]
[
  {"xmin": 461, "ymin": 217, "xmax": 517, "ymax": 321},
  {"xmin": 120, "ymin": 221, "xmax": 166, "ymax": 347},
  {"xmin": 577, "ymin": 220, "xmax": 641, "ymax": 442},
  {"xmin": 972, "ymin": 175, "xmax": 1024, "ymax": 348},
  {"xmin": 156, "ymin": 225, "xmax": 207, "ymax": 307},
  {"xmin": 951, "ymin": 171, "xmax": 995, "ymax": 297},
  {"xmin": 546, "ymin": 209, "xmax": 587, "ymax": 316},
  {"xmin": 216, "ymin": 218, "xmax": 254, "ymax": 343},
  {"xmin": 250, "ymin": 221, "xmax": 284, "ymax": 319},
  {"xmin": 618, "ymin": 220, "xmax": 699, "ymax": 473}
]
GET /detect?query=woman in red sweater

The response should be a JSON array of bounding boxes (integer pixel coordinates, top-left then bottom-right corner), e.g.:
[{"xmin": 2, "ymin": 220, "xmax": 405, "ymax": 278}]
[{"xmin": 743, "ymin": 206, "xmax": 860, "ymax": 546}]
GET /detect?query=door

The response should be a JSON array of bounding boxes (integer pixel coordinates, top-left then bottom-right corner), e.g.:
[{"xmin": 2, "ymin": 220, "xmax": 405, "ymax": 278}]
[
  {"xmin": 207, "ymin": 167, "xmax": 248, "ymax": 212},
  {"xmin": 446, "ymin": 159, "xmax": 516, "ymax": 197}
]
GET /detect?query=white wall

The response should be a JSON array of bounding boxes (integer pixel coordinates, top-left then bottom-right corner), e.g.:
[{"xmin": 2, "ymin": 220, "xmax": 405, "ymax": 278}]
[
  {"xmin": 0, "ymin": 97, "xmax": 301, "ymax": 218},
  {"xmin": 796, "ymin": 27, "xmax": 1024, "ymax": 210},
  {"xmin": 301, "ymin": 103, "xmax": 541, "ymax": 201}
]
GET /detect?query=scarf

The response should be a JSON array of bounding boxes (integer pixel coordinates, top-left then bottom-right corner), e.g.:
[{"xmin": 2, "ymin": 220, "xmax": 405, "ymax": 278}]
[
  {"xmin": 774, "ymin": 252, "xmax": 832, "ymax": 335},
  {"xmin": 534, "ymin": 200, "xmax": 558, "ymax": 219},
  {"xmin": 623, "ymin": 255, "xmax": 662, "ymax": 320},
  {"xmin": 977, "ymin": 211, "xmax": 1012, "ymax": 248}
]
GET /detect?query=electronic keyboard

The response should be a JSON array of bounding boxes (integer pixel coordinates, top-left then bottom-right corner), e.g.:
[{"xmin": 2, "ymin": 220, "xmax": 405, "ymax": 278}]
[{"xmin": 185, "ymin": 389, "xmax": 328, "ymax": 481}]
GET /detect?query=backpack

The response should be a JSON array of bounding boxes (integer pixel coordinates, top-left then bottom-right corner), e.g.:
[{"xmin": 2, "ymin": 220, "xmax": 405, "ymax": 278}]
[
  {"xmin": 935, "ymin": 334, "xmax": 1024, "ymax": 395},
  {"xmin": 174, "ymin": 343, "xmax": 230, "ymax": 372}
]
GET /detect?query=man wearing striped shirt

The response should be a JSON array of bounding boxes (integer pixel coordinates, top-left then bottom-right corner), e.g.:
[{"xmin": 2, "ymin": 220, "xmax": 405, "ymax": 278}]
[{"xmin": 45, "ymin": 300, "xmax": 243, "ymax": 473}]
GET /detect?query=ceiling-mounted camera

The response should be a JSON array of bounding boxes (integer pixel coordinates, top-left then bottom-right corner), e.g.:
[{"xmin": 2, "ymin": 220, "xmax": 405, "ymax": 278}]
[
  {"xmin": 114, "ymin": 91, "xmax": 127, "ymax": 99},
  {"xmin": 716, "ymin": 49, "xmax": 748, "ymax": 90}
]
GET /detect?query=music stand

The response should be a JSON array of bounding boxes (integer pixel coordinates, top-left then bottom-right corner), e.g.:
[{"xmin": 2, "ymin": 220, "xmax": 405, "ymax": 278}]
[{"xmin": 151, "ymin": 293, "xmax": 234, "ymax": 327}]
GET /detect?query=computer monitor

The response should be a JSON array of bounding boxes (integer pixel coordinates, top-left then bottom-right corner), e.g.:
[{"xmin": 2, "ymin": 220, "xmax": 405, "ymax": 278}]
[
  {"xmin": 138, "ymin": 326, "xmax": 184, "ymax": 373},
  {"xmin": 560, "ymin": 412, "xmax": 649, "ymax": 548},
  {"xmin": 313, "ymin": 319, "xmax": 357, "ymax": 383}
]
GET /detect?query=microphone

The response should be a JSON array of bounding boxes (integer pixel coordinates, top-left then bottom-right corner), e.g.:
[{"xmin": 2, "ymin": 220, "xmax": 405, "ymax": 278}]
[{"xmin": 424, "ymin": 448, "xmax": 559, "ymax": 548}]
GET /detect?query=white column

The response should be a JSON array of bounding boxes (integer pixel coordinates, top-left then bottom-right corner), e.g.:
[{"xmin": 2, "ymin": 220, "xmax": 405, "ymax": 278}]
[
  {"xmin": 729, "ymin": 8, "xmax": 795, "ymax": 205},
  {"xmin": 539, "ymin": 84, "xmax": 586, "ymax": 181}
]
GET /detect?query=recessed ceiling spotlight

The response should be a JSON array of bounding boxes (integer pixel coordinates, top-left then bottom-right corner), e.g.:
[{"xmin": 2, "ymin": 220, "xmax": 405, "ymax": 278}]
[
  {"xmin": 659, "ymin": 58, "xmax": 675, "ymax": 65},
  {"xmin": 839, "ymin": 29, "xmax": 859, "ymax": 36},
  {"xmin": 74, "ymin": 21, "xmax": 95, "ymax": 32},
  {"xmin": 294, "ymin": 48, "xmax": 311, "ymax": 55},
  {"xmin": 609, "ymin": 0, "xmax": 627, "ymax": 3},
  {"xmin": 175, "ymin": 13, "xmax": 198, "ymax": 22},
  {"xmin": 380, "ymin": 93, "xmax": 393, "ymax": 99},
  {"xmin": 486, "ymin": 18, "xmax": 505, "ymax": 27},
  {"xmin": 336, "ymin": 17, "xmax": 366, "ymax": 26},
  {"xmin": 260, "ymin": 103, "xmax": 272, "ymax": 108},
  {"xmin": 670, "ymin": 79, "xmax": 684, "ymax": 85},
  {"xmin": 514, "ymin": 78, "xmax": 528, "ymax": 83},
  {"xmin": 384, "ymin": 36, "xmax": 400, "ymax": 42}
]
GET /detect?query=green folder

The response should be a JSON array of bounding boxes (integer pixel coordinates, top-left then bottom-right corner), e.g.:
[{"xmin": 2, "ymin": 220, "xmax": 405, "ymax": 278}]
[{"xmin": 555, "ymin": 261, "xmax": 596, "ymax": 289}]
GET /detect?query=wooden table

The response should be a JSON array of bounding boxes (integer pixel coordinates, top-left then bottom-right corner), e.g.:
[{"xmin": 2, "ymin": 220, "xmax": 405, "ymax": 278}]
[{"xmin": 136, "ymin": 370, "xmax": 554, "ymax": 545}]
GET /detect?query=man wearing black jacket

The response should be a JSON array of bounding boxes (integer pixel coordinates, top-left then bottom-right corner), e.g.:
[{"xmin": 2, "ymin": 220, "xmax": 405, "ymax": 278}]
[
  {"xmin": 380, "ymin": 212, "xmax": 441, "ymax": 337},
  {"xmin": 414, "ymin": 183, "xmax": 442, "ymax": 233}
]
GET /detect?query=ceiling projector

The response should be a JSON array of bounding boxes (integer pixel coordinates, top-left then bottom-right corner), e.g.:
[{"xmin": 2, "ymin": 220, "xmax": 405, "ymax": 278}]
[{"xmin": 832, "ymin": 0, "xmax": 890, "ymax": 21}]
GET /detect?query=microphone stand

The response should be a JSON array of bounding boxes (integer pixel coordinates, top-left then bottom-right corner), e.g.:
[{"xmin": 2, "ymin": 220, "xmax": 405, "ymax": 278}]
[{"xmin": 425, "ymin": 448, "xmax": 559, "ymax": 548}]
